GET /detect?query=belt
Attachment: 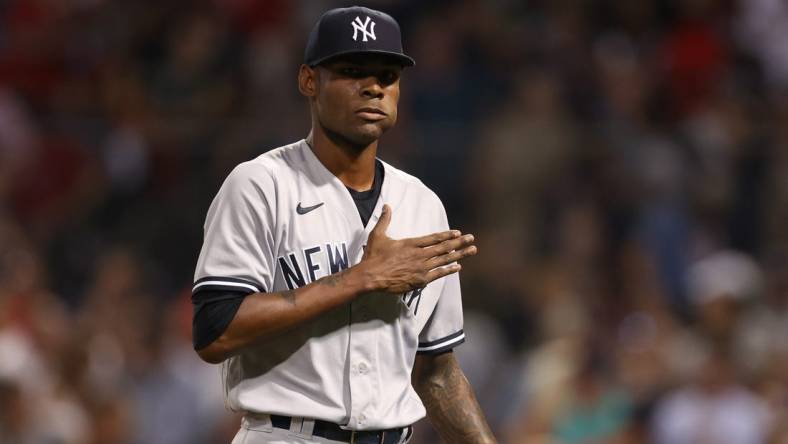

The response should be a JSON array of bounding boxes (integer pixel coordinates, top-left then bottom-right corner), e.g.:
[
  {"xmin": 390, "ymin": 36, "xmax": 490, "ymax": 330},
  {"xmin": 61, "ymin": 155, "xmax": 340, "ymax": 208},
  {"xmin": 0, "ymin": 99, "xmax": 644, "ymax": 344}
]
[{"xmin": 270, "ymin": 415, "xmax": 411, "ymax": 444}]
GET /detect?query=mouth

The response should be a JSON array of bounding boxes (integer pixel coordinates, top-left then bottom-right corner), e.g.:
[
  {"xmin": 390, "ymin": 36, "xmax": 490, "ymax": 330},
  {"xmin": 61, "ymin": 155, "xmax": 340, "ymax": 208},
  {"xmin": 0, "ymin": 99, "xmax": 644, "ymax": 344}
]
[{"xmin": 356, "ymin": 107, "xmax": 387, "ymax": 121}]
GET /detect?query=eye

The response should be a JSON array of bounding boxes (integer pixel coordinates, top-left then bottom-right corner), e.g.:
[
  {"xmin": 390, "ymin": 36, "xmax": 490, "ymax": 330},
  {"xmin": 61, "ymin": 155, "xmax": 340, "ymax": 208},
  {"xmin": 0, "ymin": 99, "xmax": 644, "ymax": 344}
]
[
  {"xmin": 379, "ymin": 70, "xmax": 399, "ymax": 85},
  {"xmin": 340, "ymin": 67, "xmax": 363, "ymax": 77}
]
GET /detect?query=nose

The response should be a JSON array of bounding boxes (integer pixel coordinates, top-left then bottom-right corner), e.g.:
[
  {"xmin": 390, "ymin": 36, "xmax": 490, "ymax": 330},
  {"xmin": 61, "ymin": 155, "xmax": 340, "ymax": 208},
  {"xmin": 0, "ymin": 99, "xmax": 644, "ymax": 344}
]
[{"xmin": 360, "ymin": 77, "xmax": 384, "ymax": 99}]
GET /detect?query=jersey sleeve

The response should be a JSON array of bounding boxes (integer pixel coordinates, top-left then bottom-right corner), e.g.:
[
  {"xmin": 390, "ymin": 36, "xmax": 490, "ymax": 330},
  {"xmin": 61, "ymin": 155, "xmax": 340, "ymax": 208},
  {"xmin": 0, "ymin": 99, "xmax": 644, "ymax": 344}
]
[
  {"xmin": 417, "ymin": 272, "xmax": 465, "ymax": 354},
  {"xmin": 193, "ymin": 162, "xmax": 276, "ymax": 296},
  {"xmin": 417, "ymin": 200, "xmax": 465, "ymax": 355}
]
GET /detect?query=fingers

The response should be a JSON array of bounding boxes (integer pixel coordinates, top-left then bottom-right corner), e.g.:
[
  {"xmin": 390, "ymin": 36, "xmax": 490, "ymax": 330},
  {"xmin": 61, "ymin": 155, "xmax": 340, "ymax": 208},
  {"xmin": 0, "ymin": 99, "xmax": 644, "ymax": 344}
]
[
  {"xmin": 425, "ymin": 245, "xmax": 478, "ymax": 269},
  {"xmin": 422, "ymin": 234, "xmax": 475, "ymax": 257},
  {"xmin": 424, "ymin": 263, "xmax": 462, "ymax": 283},
  {"xmin": 370, "ymin": 204, "xmax": 392, "ymax": 237},
  {"xmin": 407, "ymin": 229, "xmax": 461, "ymax": 247}
]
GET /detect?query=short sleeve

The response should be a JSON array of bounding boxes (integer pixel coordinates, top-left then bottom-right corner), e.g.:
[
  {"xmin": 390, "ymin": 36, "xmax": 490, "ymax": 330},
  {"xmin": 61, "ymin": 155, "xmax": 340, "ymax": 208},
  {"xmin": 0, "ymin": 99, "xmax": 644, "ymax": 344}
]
[
  {"xmin": 417, "ymin": 273, "xmax": 465, "ymax": 354},
  {"xmin": 417, "ymin": 199, "xmax": 465, "ymax": 354},
  {"xmin": 193, "ymin": 163, "xmax": 276, "ymax": 296}
]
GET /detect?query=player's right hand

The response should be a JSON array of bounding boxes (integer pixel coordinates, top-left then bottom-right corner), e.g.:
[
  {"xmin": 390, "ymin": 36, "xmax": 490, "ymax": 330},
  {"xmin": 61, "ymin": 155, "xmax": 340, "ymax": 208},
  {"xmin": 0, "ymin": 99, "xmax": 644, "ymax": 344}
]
[{"xmin": 359, "ymin": 204, "xmax": 477, "ymax": 294}]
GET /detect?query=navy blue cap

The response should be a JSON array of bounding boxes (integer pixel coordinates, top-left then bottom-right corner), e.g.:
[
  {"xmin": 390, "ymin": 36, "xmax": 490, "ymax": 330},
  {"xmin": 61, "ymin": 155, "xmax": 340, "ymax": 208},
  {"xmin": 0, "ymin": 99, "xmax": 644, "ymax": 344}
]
[{"xmin": 304, "ymin": 6, "xmax": 415, "ymax": 67}]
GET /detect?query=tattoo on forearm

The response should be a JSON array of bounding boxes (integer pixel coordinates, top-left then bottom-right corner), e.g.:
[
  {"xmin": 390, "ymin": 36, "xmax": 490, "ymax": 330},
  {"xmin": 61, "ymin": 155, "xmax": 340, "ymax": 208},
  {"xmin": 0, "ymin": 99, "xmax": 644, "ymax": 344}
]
[
  {"xmin": 279, "ymin": 289, "xmax": 296, "ymax": 306},
  {"xmin": 415, "ymin": 354, "xmax": 497, "ymax": 444},
  {"xmin": 320, "ymin": 270, "xmax": 346, "ymax": 287},
  {"xmin": 276, "ymin": 271, "xmax": 346, "ymax": 307}
]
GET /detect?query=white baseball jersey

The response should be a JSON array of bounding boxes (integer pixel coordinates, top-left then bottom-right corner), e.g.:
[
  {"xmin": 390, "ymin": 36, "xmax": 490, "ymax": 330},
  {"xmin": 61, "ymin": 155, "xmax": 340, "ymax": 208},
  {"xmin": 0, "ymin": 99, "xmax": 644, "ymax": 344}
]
[{"xmin": 193, "ymin": 139, "xmax": 465, "ymax": 430}]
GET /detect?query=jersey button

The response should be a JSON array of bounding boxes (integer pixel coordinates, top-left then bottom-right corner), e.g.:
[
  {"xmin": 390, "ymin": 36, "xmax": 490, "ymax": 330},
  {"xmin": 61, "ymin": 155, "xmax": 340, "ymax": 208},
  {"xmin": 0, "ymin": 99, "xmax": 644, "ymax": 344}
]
[
  {"xmin": 358, "ymin": 362, "xmax": 368, "ymax": 374},
  {"xmin": 358, "ymin": 413, "xmax": 366, "ymax": 423}
]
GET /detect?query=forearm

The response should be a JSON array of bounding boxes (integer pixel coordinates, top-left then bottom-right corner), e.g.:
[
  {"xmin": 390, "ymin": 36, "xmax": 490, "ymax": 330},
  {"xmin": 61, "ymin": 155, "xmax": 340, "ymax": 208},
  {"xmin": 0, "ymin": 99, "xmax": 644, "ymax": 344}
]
[
  {"xmin": 413, "ymin": 353, "xmax": 497, "ymax": 444},
  {"xmin": 197, "ymin": 266, "xmax": 369, "ymax": 363}
]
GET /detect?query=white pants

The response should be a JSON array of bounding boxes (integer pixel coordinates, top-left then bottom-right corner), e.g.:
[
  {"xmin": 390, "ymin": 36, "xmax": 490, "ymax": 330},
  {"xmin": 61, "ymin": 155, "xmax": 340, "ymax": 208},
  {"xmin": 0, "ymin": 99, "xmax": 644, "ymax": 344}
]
[{"xmin": 231, "ymin": 415, "xmax": 413, "ymax": 444}]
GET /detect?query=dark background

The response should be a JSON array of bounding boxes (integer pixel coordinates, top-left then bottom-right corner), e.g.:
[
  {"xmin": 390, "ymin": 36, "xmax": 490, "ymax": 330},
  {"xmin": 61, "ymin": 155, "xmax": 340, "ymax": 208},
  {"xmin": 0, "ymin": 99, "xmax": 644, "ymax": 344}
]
[{"xmin": 1, "ymin": 0, "xmax": 787, "ymax": 443}]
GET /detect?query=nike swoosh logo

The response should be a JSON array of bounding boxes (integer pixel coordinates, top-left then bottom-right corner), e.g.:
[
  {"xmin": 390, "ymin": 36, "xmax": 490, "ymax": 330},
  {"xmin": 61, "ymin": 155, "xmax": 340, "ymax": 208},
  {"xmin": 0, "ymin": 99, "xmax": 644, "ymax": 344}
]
[{"xmin": 296, "ymin": 202, "xmax": 324, "ymax": 215}]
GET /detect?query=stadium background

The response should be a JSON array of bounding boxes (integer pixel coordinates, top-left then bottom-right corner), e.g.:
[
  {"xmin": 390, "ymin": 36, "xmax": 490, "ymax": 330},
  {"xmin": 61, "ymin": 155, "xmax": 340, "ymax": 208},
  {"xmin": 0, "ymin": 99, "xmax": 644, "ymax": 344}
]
[{"xmin": 1, "ymin": 0, "xmax": 787, "ymax": 443}]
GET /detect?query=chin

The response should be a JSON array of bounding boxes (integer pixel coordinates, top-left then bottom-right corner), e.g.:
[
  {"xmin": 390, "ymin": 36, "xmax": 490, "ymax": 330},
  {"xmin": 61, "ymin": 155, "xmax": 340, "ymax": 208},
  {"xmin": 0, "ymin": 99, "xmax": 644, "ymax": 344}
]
[
  {"xmin": 321, "ymin": 119, "xmax": 391, "ymax": 149},
  {"xmin": 354, "ymin": 128, "xmax": 384, "ymax": 144},
  {"xmin": 347, "ymin": 123, "xmax": 389, "ymax": 146}
]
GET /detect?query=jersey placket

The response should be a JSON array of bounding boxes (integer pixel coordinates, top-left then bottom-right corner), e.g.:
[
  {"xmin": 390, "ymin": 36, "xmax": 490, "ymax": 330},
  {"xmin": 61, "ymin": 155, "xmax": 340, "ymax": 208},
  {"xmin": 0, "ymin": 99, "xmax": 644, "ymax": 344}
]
[
  {"xmin": 346, "ymin": 299, "xmax": 379, "ymax": 428},
  {"xmin": 344, "ymin": 161, "xmax": 388, "ymax": 429}
]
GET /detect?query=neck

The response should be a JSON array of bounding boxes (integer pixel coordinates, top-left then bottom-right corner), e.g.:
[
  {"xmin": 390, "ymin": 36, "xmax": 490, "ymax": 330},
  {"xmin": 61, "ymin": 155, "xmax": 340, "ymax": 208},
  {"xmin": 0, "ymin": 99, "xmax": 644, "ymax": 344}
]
[{"xmin": 306, "ymin": 125, "xmax": 378, "ymax": 191}]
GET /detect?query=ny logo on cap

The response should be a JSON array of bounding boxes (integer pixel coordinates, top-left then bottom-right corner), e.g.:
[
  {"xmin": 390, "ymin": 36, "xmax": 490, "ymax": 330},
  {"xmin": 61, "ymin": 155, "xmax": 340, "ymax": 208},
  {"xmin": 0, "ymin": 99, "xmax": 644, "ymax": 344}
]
[{"xmin": 352, "ymin": 16, "xmax": 376, "ymax": 42}]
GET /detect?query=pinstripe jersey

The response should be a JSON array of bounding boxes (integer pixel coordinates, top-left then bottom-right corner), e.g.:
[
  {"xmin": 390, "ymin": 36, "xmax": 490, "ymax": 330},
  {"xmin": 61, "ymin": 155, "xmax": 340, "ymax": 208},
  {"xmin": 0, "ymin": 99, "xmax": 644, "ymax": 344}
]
[{"xmin": 193, "ymin": 139, "xmax": 465, "ymax": 430}]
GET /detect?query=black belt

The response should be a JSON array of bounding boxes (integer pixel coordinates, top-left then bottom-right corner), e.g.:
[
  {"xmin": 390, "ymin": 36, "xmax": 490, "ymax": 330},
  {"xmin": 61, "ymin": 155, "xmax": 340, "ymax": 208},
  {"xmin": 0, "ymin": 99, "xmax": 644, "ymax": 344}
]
[{"xmin": 270, "ymin": 415, "xmax": 411, "ymax": 444}]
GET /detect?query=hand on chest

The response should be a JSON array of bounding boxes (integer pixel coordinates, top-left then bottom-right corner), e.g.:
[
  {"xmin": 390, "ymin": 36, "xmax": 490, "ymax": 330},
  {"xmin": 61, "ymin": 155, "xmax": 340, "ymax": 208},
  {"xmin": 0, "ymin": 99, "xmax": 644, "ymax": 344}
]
[{"xmin": 273, "ymin": 200, "xmax": 440, "ymax": 325}]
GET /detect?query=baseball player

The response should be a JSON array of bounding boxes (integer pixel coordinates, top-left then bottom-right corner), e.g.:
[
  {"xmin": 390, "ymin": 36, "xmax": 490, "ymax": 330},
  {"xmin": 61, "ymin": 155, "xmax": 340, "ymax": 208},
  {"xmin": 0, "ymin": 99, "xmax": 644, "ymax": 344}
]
[{"xmin": 192, "ymin": 6, "xmax": 497, "ymax": 444}]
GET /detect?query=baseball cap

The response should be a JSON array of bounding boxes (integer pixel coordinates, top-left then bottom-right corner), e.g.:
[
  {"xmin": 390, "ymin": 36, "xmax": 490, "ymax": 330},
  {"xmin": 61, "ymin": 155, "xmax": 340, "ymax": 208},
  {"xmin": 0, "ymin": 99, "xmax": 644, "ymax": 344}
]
[{"xmin": 304, "ymin": 6, "xmax": 415, "ymax": 67}]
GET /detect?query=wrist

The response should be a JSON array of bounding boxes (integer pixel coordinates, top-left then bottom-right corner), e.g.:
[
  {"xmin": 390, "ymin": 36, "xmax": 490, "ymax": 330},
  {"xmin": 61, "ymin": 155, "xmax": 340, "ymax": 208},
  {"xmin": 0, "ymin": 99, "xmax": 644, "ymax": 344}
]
[{"xmin": 348, "ymin": 260, "xmax": 381, "ymax": 293}]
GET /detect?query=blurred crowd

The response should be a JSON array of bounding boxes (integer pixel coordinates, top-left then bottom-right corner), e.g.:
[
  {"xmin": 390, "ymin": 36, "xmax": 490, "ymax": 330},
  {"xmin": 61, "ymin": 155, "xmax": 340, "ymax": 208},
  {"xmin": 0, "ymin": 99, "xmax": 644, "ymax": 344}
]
[{"xmin": 1, "ymin": 0, "xmax": 787, "ymax": 443}]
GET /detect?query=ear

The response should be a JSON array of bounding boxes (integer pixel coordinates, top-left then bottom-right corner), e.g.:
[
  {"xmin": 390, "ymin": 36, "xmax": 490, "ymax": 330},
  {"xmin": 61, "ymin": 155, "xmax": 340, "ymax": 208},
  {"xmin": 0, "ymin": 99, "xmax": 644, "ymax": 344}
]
[{"xmin": 298, "ymin": 64, "xmax": 318, "ymax": 98}]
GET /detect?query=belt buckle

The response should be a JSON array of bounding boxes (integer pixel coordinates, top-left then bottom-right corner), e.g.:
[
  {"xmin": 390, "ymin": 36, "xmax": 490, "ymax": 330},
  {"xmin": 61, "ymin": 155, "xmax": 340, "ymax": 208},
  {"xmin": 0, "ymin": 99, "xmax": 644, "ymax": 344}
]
[{"xmin": 348, "ymin": 430, "xmax": 385, "ymax": 444}]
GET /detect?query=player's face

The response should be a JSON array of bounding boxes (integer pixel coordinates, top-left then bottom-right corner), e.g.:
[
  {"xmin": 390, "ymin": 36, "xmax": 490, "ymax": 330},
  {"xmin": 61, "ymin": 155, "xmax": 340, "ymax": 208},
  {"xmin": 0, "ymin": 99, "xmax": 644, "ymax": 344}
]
[{"xmin": 312, "ymin": 55, "xmax": 402, "ymax": 147}]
